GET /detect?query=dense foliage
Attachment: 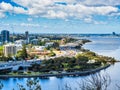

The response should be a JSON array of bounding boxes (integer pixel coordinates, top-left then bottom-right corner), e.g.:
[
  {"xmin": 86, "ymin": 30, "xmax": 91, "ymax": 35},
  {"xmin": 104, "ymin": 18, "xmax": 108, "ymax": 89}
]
[{"xmin": 28, "ymin": 51, "xmax": 116, "ymax": 73}]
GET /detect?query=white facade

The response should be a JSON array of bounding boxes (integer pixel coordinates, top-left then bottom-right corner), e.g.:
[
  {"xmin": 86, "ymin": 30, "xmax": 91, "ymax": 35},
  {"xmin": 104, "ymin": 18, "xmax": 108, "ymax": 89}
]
[
  {"xmin": 4, "ymin": 44, "xmax": 17, "ymax": 56},
  {"xmin": 41, "ymin": 38, "xmax": 50, "ymax": 42},
  {"xmin": 15, "ymin": 45, "xmax": 23, "ymax": 51},
  {"xmin": 45, "ymin": 42, "xmax": 54, "ymax": 47},
  {"xmin": 15, "ymin": 40, "xmax": 25, "ymax": 51},
  {"xmin": 15, "ymin": 40, "xmax": 25, "ymax": 45},
  {"xmin": 0, "ymin": 42, "xmax": 2, "ymax": 46},
  {"xmin": 33, "ymin": 46, "xmax": 45, "ymax": 51},
  {"xmin": 31, "ymin": 39, "xmax": 39, "ymax": 45}
]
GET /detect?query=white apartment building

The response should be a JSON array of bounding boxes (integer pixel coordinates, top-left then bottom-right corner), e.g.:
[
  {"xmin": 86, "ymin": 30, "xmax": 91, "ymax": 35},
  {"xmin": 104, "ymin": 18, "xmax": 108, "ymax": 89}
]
[
  {"xmin": 32, "ymin": 46, "xmax": 45, "ymax": 51},
  {"xmin": 4, "ymin": 44, "xmax": 17, "ymax": 56},
  {"xmin": 15, "ymin": 40, "xmax": 25, "ymax": 51},
  {"xmin": 15, "ymin": 39, "xmax": 25, "ymax": 45}
]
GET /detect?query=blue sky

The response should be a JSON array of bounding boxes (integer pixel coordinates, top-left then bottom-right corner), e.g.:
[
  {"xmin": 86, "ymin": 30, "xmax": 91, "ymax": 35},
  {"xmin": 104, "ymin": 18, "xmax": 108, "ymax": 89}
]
[{"xmin": 0, "ymin": 0, "xmax": 120, "ymax": 34}]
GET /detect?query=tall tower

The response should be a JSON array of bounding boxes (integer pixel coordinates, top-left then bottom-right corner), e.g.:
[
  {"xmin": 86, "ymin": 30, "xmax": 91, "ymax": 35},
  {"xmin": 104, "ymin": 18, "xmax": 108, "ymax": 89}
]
[
  {"xmin": 1, "ymin": 30, "xmax": 10, "ymax": 44},
  {"xmin": 25, "ymin": 31, "xmax": 28, "ymax": 39},
  {"xmin": 25, "ymin": 31, "xmax": 29, "ymax": 43}
]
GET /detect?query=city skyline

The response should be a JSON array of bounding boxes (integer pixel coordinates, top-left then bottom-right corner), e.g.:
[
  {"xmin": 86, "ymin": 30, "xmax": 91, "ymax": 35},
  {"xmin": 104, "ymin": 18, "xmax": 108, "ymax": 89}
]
[{"xmin": 0, "ymin": 0, "xmax": 120, "ymax": 33}]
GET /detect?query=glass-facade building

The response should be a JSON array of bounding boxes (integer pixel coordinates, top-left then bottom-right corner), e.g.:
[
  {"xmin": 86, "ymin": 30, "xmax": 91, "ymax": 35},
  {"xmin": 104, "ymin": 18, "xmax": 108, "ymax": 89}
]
[{"xmin": 1, "ymin": 30, "xmax": 10, "ymax": 44}]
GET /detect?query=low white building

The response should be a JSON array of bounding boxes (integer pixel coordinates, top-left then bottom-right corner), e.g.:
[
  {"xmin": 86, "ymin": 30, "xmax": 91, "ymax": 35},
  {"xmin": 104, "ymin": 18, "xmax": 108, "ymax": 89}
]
[
  {"xmin": 4, "ymin": 44, "xmax": 17, "ymax": 56},
  {"xmin": 45, "ymin": 42, "xmax": 54, "ymax": 47},
  {"xmin": 32, "ymin": 46, "xmax": 45, "ymax": 51},
  {"xmin": 60, "ymin": 43, "xmax": 80, "ymax": 50},
  {"xmin": 15, "ymin": 40, "xmax": 25, "ymax": 51},
  {"xmin": 41, "ymin": 38, "xmax": 50, "ymax": 42},
  {"xmin": 31, "ymin": 39, "xmax": 39, "ymax": 45},
  {"xmin": 87, "ymin": 60, "xmax": 96, "ymax": 64},
  {"xmin": 15, "ymin": 39, "xmax": 25, "ymax": 45},
  {"xmin": 15, "ymin": 44, "xmax": 23, "ymax": 51}
]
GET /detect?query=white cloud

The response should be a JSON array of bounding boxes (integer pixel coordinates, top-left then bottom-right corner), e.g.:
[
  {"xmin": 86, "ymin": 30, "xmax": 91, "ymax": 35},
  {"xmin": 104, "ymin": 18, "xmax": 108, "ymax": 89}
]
[
  {"xmin": 0, "ymin": 12, "xmax": 5, "ymax": 18},
  {"xmin": 11, "ymin": 0, "xmax": 119, "ymax": 19},
  {"xmin": 0, "ymin": 22, "xmax": 40, "ymax": 28},
  {"xmin": 84, "ymin": 17, "xmax": 107, "ymax": 24},
  {"xmin": 12, "ymin": 0, "xmax": 120, "ymax": 6},
  {"xmin": 20, "ymin": 23, "xmax": 40, "ymax": 27},
  {"xmin": 44, "ymin": 10, "xmax": 68, "ymax": 19},
  {"xmin": 93, "ymin": 21, "xmax": 107, "ymax": 25},
  {"xmin": 13, "ymin": 7, "xmax": 27, "ymax": 14},
  {"xmin": 84, "ymin": 17, "xmax": 92, "ymax": 23},
  {"xmin": 0, "ymin": 1, "xmax": 27, "ymax": 17},
  {"xmin": 0, "ymin": 2, "xmax": 13, "ymax": 17},
  {"xmin": 65, "ymin": 4, "xmax": 118, "ymax": 18},
  {"xmin": 27, "ymin": 18, "xmax": 33, "ymax": 21},
  {"xmin": 79, "ymin": 0, "xmax": 120, "ymax": 6},
  {"xmin": 0, "ymin": 0, "xmax": 120, "ymax": 21},
  {"xmin": 0, "ymin": 2, "xmax": 13, "ymax": 11}
]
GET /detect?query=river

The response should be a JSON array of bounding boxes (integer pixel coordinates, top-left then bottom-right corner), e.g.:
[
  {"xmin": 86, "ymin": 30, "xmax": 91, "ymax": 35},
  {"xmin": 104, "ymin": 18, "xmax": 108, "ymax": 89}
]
[
  {"xmin": 84, "ymin": 37, "xmax": 120, "ymax": 90},
  {"xmin": 1, "ymin": 37, "xmax": 120, "ymax": 90}
]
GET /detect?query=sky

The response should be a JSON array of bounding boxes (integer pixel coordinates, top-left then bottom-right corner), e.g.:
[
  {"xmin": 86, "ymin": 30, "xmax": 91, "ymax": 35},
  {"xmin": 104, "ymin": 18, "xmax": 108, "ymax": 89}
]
[{"xmin": 0, "ymin": 0, "xmax": 120, "ymax": 34}]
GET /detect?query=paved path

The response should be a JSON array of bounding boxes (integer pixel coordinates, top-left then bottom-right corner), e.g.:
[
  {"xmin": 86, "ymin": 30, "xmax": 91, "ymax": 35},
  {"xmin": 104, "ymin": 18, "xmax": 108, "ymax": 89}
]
[{"xmin": 0, "ymin": 59, "xmax": 41, "ymax": 70}]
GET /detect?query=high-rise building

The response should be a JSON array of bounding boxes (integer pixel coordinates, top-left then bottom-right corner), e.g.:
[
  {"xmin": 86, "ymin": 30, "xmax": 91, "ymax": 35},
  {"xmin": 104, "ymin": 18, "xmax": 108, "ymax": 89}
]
[
  {"xmin": 25, "ymin": 31, "xmax": 29, "ymax": 39},
  {"xmin": 0, "ymin": 35, "xmax": 2, "ymax": 43},
  {"xmin": 4, "ymin": 44, "xmax": 17, "ymax": 57},
  {"xmin": 112, "ymin": 32, "xmax": 116, "ymax": 36},
  {"xmin": 1, "ymin": 30, "xmax": 10, "ymax": 44},
  {"xmin": 25, "ymin": 31, "xmax": 29, "ymax": 43}
]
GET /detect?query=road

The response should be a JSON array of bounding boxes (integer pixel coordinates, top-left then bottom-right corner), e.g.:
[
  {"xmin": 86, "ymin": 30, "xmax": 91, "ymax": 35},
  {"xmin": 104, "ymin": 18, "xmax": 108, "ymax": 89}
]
[{"xmin": 0, "ymin": 59, "xmax": 41, "ymax": 70}]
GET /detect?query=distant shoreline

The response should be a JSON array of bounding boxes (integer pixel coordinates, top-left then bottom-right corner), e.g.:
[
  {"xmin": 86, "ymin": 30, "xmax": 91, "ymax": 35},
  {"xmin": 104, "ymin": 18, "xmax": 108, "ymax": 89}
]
[{"xmin": 0, "ymin": 64, "xmax": 110, "ymax": 78}]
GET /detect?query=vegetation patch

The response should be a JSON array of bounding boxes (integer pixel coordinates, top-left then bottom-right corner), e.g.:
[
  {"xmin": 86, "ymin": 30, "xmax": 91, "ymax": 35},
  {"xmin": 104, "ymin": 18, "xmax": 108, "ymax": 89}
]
[{"xmin": 27, "ymin": 51, "xmax": 115, "ymax": 74}]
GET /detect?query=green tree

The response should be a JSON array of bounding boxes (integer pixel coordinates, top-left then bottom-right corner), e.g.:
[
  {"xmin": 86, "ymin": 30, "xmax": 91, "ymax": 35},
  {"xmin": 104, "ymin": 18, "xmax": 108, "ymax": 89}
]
[
  {"xmin": 53, "ymin": 42, "xmax": 59, "ymax": 49},
  {"xmin": 16, "ymin": 50, "xmax": 23, "ymax": 60},
  {"xmin": 0, "ymin": 46, "xmax": 3, "ymax": 56},
  {"xmin": 75, "ymin": 54, "xmax": 89, "ymax": 63},
  {"xmin": 48, "ymin": 50, "xmax": 56, "ymax": 57},
  {"xmin": 7, "ymin": 54, "xmax": 13, "ymax": 60},
  {"xmin": 38, "ymin": 41, "xmax": 45, "ymax": 46},
  {"xmin": 21, "ymin": 44, "xmax": 28, "ymax": 60}
]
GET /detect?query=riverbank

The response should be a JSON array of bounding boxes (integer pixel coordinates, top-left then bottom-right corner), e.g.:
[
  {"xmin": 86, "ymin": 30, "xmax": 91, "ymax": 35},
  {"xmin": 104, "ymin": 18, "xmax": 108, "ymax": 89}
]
[
  {"xmin": 0, "ymin": 64, "xmax": 110, "ymax": 78},
  {"xmin": 0, "ymin": 39, "xmax": 116, "ymax": 78},
  {"xmin": 0, "ymin": 36, "xmax": 120, "ymax": 90}
]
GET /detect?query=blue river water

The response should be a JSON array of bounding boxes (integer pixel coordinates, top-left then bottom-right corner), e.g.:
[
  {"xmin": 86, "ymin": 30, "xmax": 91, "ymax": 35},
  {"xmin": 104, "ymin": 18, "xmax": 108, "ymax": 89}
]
[{"xmin": 1, "ymin": 37, "xmax": 120, "ymax": 90}]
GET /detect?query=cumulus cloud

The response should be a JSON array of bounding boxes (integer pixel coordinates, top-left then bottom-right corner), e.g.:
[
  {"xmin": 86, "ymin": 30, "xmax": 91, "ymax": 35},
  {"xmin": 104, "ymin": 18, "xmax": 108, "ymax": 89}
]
[
  {"xmin": 44, "ymin": 10, "xmax": 68, "ymax": 19},
  {"xmin": 0, "ymin": 12, "xmax": 5, "ymax": 18},
  {"xmin": 20, "ymin": 23, "xmax": 40, "ymax": 27},
  {"xmin": 84, "ymin": 17, "xmax": 107, "ymax": 25},
  {"xmin": 0, "ymin": 2, "xmax": 13, "ymax": 11},
  {"xmin": 27, "ymin": 18, "xmax": 33, "ymax": 21},
  {"xmin": 0, "ymin": 0, "xmax": 120, "ymax": 21},
  {"xmin": 0, "ymin": 2, "xmax": 13, "ymax": 17},
  {"xmin": 84, "ymin": 17, "xmax": 93, "ymax": 23},
  {"xmin": 63, "ymin": 4, "xmax": 118, "ymax": 18},
  {"xmin": 13, "ymin": 7, "xmax": 27, "ymax": 14},
  {"xmin": 11, "ymin": 0, "xmax": 119, "ymax": 18},
  {"xmin": 79, "ymin": 0, "xmax": 120, "ymax": 6},
  {"xmin": 12, "ymin": 0, "xmax": 120, "ymax": 6},
  {"xmin": 0, "ymin": 1, "xmax": 27, "ymax": 17}
]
